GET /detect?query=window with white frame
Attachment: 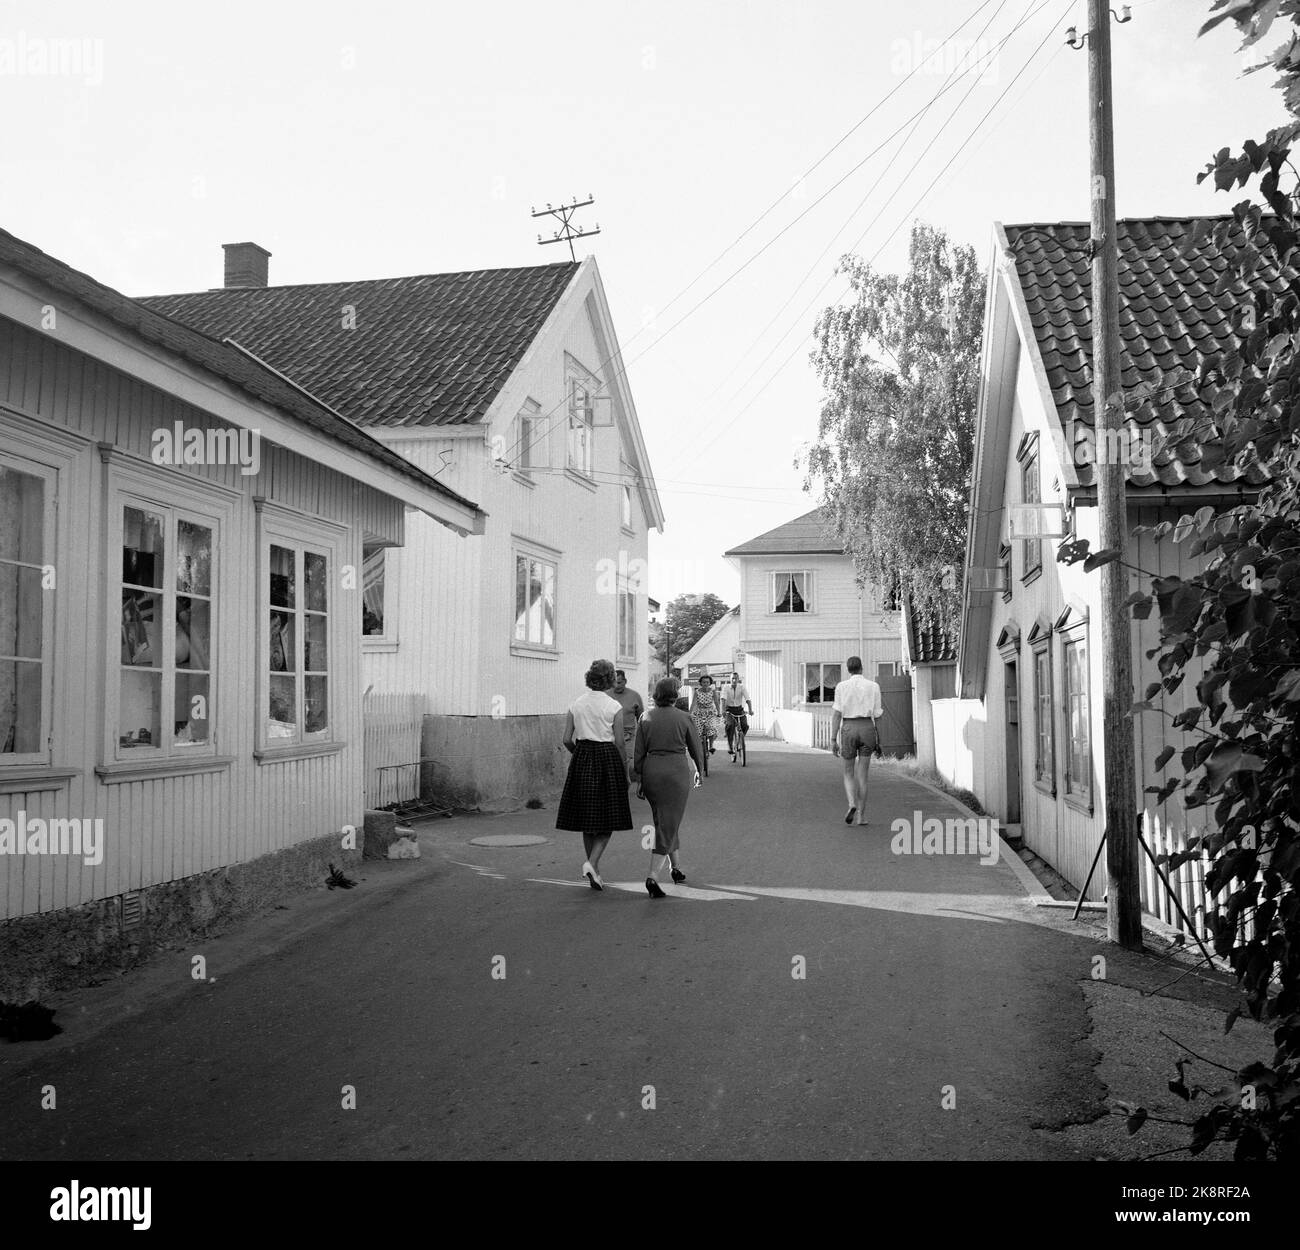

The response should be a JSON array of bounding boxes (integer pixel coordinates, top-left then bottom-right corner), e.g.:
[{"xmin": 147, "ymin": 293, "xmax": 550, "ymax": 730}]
[
  {"xmin": 361, "ymin": 543, "xmax": 388, "ymax": 639},
  {"xmin": 804, "ymin": 662, "xmax": 841, "ymax": 703},
  {"xmin": 771, "ymin": 570, "xmax": 812, "ymax": 613},
  {"xmin": 265, "ymin": 539, "xmax": 331, "ymax": 744},
  {"xmin": 1021, "ymin": 452, "xmax": 1042, "ymax": 579},
  {"xmin": 567, "ymin": 374, "xmax": 595, "ymax": 476},
  {"xmin": 514, "ymin": 552, "xmax": 557, "ymax": 648},
  {"xmin": 617, "ymin": 573, "xmax": 636, "ymax": 661},
  {"xmin": 1032, "ymin": 639, "xmax": 1054, "ymax": 792},
  {"xmin": 0, "ymin": 455, "xmax": 55, "ymax": 763},
  {"xmin": 621, "ymin": 484, "xmax": 633, "ymax": 529},
  {"xmin": 1063, "ymin": 631, "xmax": 1090, "ymax": 801},
  {"xmin": 117, "ymin": 498, "xmax": 216, "ymax": 757},
  {"xmin": 517, "ymin": 400, "xmax": 541, "ymax": 472}
]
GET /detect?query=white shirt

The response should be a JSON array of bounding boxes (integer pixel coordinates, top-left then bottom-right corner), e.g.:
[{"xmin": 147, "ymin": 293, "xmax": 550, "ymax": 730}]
[
  {"xmin": 722, "ymin": 681, "xmax": 751, "ymax": 708},
  {"xmin": 570, "ymin": 689, "xmax": 622, "ymax": 742},
  {"xmin": 833, "ymin": 674, "xmax": 882, "ymax": 719}
]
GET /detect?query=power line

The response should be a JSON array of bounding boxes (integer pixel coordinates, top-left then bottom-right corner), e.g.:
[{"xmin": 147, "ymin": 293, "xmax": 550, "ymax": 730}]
[
  {"xmin": 614, "ymin": 0, "xmax": 1004, "ymax": 358},
  {"xmin": 689, "ymin": 0, "xmax": 1012, "ymax": 419},
  {"xmin": 672, "ymin": 0, "xmax": 1071, "ymax": 473},
  {"xmin": 498, "ymin": 0, "xmax": 1059, "ymax": 474}
]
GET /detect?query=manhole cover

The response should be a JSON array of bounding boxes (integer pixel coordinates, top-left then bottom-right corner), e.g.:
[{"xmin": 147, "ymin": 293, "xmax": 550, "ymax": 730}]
[{"xmin": 469, "ymin": 834, "xmax": 550, "ymax": 847}]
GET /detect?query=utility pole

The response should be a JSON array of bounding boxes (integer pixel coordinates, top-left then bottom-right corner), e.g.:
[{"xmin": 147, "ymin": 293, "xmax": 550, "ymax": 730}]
[
  {"xmin": 532, "ymin": 196, "xmax": 601, "ymax": 262},
  {"xmin": 1070, "ymin": 2, "xmax": 1141, "ymax": 948}
]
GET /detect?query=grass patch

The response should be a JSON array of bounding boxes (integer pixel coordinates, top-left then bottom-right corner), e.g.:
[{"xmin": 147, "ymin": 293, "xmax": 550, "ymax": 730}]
[{"xmin": 876, "ymin": 754, "xmax": 986, "ymax": 816}]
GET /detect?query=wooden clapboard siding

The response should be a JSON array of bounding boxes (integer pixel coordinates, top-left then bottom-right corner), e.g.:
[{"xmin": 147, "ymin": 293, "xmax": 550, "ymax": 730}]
[
  {"xmin": 0, "ymin": 314, "xmax": 395, "ymax": 920},
  {"xmin": 363, "ymin": 437, "xmax": 484, "ymax": 712}
]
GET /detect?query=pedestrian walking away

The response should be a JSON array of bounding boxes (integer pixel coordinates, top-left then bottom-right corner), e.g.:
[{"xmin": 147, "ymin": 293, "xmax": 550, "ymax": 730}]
[
  {"xmin": 721, "ymin": 670, "xmax": 753, "ymax": 757},
  {"xmin": 830, "ymin": 655, "xmax": 883, "ymax": 827},
  {"xmin": 556, "ymin": 658, "xmax": 634, "ymax": 889},
  {"xmin": 611, "ymin": 668, "xmax": 645, "ymax": 782},
  {"xmin": 631, "ymin": 676, "xmax": 705, "ymax": 898},
  {"xmin": 690, "ymin": 673, "xmax": 722, "ymax": 755}
]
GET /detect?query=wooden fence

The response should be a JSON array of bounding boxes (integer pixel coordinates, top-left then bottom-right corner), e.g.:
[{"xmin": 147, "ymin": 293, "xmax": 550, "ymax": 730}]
[{"xmin": 362, "ymin": 691, "xmax": 426, "ymax": 809}]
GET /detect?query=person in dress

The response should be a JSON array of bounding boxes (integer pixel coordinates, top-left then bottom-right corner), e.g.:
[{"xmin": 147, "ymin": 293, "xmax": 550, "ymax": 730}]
[
  {"xmin": 632, "ymin": 677, "xmax": 705, "ymax": 898},
  {"xmin": 689, "ymin": 674, "xmax": 722, "ymax": 755},
  {"xmin": 557, "ymin": 659, "xmax": 634, "ymax": 889}
]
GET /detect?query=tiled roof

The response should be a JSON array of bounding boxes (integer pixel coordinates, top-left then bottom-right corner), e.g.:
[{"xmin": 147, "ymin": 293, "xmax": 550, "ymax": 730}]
[
  {"xmin": 0, "ymin": 226, "xmax": 480, "ymax": 514},
  {"xmin": 907, "ymin": 605, "xmax": 957, "ymax": 665},
  {"xmin": 140, "ymin": 262, "xmax": 579, "ymax": 428},
  {"xmin": 1004, "ymin": 217, "xmax": 1292, "ymax": 490},
  {"xmin": 724, "ymin": 508, "xmax": 845, "ymax": 557}
]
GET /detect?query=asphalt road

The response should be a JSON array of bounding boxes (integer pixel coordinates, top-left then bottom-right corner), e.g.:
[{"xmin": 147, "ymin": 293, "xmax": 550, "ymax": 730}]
[{"xmin": 1, "ymin": 739, "xmax": 1107, "ymax": 1161}]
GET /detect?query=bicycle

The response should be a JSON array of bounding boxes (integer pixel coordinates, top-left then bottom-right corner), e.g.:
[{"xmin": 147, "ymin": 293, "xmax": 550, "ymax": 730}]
[{"xmin": 725, "ymin": 710, "xmax": 747, "ymax": 767}]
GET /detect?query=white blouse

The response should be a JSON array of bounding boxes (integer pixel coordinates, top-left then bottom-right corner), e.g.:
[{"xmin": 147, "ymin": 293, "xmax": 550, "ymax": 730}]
[{"xmin": 570, "ymin": 689, "xmax": 622, "ymax": 742}]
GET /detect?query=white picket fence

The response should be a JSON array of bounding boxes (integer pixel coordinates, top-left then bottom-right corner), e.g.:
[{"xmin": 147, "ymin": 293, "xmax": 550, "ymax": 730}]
[
  {"xmin": 1141, "ymin": 810, "xmax": 1257, "ymax": 946},
  {"xmin": 362, "ymin": 691, "xmax": 426, "ymax": 809}
]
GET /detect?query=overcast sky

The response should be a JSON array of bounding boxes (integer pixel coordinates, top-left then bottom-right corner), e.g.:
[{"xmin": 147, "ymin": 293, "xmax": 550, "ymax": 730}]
[{"xmin": 0, "ymin": 0, "xmax": 1283, "ymax": 608}]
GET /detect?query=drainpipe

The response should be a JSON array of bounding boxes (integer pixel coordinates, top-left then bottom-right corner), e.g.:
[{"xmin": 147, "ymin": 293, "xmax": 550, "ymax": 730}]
[{"xmin": 858, "ymin": 588, "xmax": 864, "ymax": 658}]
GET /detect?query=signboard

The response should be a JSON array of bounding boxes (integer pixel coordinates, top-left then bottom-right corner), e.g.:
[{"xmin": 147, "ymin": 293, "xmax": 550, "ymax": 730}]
[
  {"xmin": 967, "ymin": 566, "xmax": 1008, "ymax": 593},
  {"xmin": 1008, "ymin": 503, "xmax": 1066, "ymax": 540}
]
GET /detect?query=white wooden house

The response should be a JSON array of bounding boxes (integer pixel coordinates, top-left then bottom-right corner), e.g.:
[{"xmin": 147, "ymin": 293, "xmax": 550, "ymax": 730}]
[
  {"xmin": 675, "ymin": 606, "xmax": 740, "ymax": 680},
  {"xmin": 145, "ymin": 248, "xmax": 664, "ymax": 808},
  {"xmin": 937, "ymin": 216, "xmax": 1275, "ymax": 920},
  {"xmin": 0, "ymin": 226, "xmax": 484, "ymax": 995},
  {"xmin": 723, "ymin": 509, "xmax": 908, "ymax": 750}
]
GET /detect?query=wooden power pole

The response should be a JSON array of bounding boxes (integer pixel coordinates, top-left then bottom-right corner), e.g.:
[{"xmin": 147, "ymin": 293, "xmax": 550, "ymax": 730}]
[{"xmin": 1084, "ymin": 0, "xmax": 1142, "ymax": 948}]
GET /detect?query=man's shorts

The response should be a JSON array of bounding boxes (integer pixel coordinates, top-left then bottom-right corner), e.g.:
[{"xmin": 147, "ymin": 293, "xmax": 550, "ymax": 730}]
[{"xmin": 839, "ymin": 718, "xmax": 879, "ymax": 758}]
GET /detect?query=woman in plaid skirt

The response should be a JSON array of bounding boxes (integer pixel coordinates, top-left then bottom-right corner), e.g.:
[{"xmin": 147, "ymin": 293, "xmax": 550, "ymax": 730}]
[{"xmin": 556, "ymin": 658, "xmax": 634, "ymax": 890}]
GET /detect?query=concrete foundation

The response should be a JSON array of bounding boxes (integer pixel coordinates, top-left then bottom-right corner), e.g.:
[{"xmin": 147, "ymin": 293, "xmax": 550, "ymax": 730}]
[
  {"xmin": 420, "ymin": 713, "xmax": 569, "ymax": 811},
  {"xmin": 0, "ymin": 831, "xmax": 364, "ymax": 1001}
]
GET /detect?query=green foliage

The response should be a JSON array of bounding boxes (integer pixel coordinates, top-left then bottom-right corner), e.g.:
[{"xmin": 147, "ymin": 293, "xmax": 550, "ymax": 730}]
[
  {"xmin": 803, "ymin": 221, "xmax": 982, "ymax": 638},
  {"xmin": 1062, "ymin": 1, "xmax": 1300, "ymax": 1160},
  {"xmin": 649, "ymin": 592, "xmax": 731, "ymax": 669}
]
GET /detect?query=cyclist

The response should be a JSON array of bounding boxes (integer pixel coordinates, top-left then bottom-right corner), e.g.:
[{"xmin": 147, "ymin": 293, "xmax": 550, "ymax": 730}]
[
  {"xmin": 689, "ymin": 674, "xmax": 722, "ymax": 756},
  {"xmin": 722, "ymin": 671, "xmax": 753, "ymax": 758}
]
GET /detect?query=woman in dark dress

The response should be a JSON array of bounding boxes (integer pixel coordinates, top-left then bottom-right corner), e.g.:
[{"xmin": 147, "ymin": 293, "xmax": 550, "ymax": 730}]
[
  {"xmin": 557, "ymin": 659, "xmax": 634, "ymax": 890},
  {"xmin": 632, "ymin": 677, "xmax": 705, "ymax": 898}
]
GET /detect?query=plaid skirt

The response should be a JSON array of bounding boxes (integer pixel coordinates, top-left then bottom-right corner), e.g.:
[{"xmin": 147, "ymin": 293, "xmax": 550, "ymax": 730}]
[{"xmin": 555, "ymin": 740, "xmax": 633, "ymax": 833}]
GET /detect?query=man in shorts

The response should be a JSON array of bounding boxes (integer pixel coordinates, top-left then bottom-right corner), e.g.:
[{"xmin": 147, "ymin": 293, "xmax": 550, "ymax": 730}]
[{"xmin": 830, "ymin": 656, "xmax": 882, "ymax": 827}]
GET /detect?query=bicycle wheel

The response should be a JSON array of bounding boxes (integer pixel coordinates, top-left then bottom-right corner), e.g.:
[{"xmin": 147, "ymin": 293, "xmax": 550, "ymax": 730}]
[
  {"xmin": 739, "ymin": 729, "xmax": 746, "ymax": 767},
  {"xmin": 702, "ymin": 734, "xmax": 709, "ymax": 777}
]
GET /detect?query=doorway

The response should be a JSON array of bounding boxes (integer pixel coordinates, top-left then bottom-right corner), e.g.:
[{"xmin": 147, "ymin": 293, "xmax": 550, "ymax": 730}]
[{"xmin": 1004, "ymin": 660, "xmax": 1022, "ymax": 824}]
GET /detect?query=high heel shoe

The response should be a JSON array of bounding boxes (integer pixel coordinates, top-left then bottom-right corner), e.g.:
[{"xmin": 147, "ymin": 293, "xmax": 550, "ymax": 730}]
[
  {"xmin": 670, "ymin": 867, "xmax": 686, "ymax": 884},
  {"xmin": 646, "ymin": 876, "xmax": 666, "ymax": 898}
]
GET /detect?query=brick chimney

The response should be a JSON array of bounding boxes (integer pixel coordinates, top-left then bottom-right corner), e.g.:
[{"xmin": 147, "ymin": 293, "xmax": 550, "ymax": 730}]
[{"xmin": 222, "ymin": 242, "xmax": 271, "ymax": 288}]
